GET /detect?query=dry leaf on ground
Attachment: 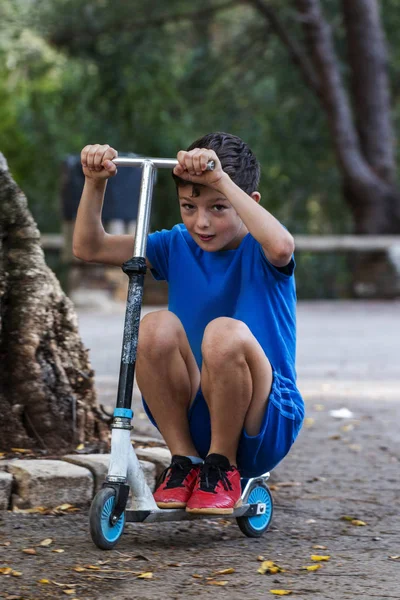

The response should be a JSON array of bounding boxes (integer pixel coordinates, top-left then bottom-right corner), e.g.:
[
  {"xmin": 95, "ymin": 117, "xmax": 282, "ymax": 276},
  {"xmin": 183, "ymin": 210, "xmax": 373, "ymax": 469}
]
[
  {"xmin": 313, "ymin": 545, "xmax": 327, "ymax": 550},
  {"xmin": 213, "ymin": 568, "xmax": 235, "ymax": 575},
  {"xmin": 136, "ymin": 572, "xmax": 153, "ymax": 579},
  {"xmin": 351, "ymin": 520, "xmax": 366, "ymax": 526},
  {"xmin": 22, "ymin": 548, "xmax": 37, "ymax": 555},
  {"xmin": 311, "ymin": 555, "xmax": 330, "ymax": 562},
  {"xmin": 39, "ymin": 538, "xmax": 53, "ymax": 547},
  {"xmin": 207, "ymin": 581, "xmax": 228, "ymax": 586},
  {"xmin": 258, "ymin": 561, "xmax": 285, "ymax": 575},
  {"xmin": 302, "ymin": 565, "xmax": 322, "ymax": 571},
  {"xmin": 269, "ymin": 590, "xmax": 292, "ymax": 596},
  {"xmin": 0, "ymin": 568, "xmax": 13, "ymax": 575}
]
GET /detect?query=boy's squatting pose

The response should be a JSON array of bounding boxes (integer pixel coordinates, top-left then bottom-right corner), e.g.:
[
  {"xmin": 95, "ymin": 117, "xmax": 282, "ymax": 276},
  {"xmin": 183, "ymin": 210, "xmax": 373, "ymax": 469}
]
[{"xmin": 73, "ymin": 132, "xmax": 305, "ymax": 515}]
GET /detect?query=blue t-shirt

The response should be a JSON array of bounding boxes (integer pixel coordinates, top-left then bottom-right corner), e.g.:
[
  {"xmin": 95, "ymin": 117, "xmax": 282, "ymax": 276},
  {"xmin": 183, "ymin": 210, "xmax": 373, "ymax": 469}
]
[{"xmin": 146, "ymin": 224, "xmax": 298, "ymax": 385}]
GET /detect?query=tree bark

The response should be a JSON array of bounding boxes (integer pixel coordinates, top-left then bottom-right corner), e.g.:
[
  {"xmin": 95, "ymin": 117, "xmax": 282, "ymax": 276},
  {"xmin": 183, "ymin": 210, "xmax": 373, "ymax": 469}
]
[
  {"xmin": 0, "ymin": 153, "xmax": 109, "ymax": 452},
  {"xmin": 342, "ymin": 0, "xmax": 396, "ymax": 184}
]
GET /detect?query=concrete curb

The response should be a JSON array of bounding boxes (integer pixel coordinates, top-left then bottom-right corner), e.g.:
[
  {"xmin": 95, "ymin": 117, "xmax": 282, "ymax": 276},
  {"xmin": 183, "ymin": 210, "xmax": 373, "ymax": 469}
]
[{"xmin": 0, "ymin": 440, "xmax": 171, "ymax": 511}]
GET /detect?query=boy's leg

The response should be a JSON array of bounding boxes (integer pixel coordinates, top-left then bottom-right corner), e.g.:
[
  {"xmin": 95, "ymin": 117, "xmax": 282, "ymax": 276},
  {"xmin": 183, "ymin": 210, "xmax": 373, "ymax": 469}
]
[
  {"xmin": 136, "ymin": 310, "xmax": 200, "ymax": 457},
  {"xmin": 186, "ymin": 317, "xmax": 273, "ymax": 514},
  {"xmin": 201, "ymin": 317, "xmax": 273, "ymax": 465},
  {"xmin": 136, "ymin": 310, "xmax": 203, "ymax": 508}
]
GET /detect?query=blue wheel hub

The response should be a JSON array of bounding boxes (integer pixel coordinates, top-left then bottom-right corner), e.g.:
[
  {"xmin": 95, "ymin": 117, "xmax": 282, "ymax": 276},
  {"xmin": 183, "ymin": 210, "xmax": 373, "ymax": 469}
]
[
  {"xmin": 101, "ymin": 495, "xmax": 125, "ymax": 543},
  {"xmin": 247, "ymin": 486, "xmax": 273, "ymax": 531}
]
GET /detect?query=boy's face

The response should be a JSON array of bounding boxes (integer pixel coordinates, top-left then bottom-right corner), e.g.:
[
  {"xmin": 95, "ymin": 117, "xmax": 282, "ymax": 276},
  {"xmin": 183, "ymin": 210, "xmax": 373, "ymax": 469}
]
[{"xmin": 178, "ymin": 184, "xmax": 250, "ymax": 251}]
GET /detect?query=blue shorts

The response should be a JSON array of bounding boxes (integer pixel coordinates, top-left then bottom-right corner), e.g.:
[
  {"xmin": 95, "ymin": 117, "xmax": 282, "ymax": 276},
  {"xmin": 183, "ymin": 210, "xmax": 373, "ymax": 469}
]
[{"xmin": 142, "ymin": 370, "xmax": 304, "ymax": 479}]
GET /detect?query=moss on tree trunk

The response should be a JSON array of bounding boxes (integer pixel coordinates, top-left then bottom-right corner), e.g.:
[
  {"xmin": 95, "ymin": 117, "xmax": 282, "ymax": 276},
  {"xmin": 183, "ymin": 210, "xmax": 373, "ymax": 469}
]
[{"xmin": 0, "ymin": 153, "xmax": 109, "ymax": 452}]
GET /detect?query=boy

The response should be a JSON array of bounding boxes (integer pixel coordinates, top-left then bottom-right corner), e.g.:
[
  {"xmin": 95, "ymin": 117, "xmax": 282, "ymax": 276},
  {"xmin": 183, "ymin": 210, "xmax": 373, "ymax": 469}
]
[{"xmin": 73, "ymin": 132, "xmax": 304, "ymax": 515}]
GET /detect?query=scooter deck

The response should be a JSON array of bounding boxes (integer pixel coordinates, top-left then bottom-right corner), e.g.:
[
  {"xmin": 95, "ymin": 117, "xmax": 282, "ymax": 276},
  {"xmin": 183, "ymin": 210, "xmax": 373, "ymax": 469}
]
[{"xmin": 125, "ymin": 502, "xmax": 266, "ymax": 523}]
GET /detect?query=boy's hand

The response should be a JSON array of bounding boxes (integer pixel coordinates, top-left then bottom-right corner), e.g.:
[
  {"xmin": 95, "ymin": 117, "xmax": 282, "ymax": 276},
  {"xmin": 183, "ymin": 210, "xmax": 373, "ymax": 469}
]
[
  {"xmin": 173, "ymin": 148, "xmax": 226, "ymax": 189},
  {"xmin": 81, "ymin": 144, "xmax": 118, "ymax": 181}
]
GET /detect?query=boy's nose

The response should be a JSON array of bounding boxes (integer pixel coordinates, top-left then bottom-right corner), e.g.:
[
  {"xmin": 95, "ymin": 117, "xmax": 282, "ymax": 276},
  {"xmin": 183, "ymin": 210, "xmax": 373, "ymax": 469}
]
[{"xmin": 196, "ymin": 212, "xmax": 211, "ymax": 228}]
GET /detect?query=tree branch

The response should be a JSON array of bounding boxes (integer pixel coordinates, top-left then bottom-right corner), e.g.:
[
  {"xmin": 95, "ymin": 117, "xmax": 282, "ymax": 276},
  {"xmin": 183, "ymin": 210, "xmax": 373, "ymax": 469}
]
[
  {"xmin": 120, "ymin": 0, "xmax": 240, "ymax": 31},
  {"xmin": 293, "ymin": 0, "xmax": 383, "ymax": 193},
  {"xmin": 247, "ymin": 0, "xmax": 322, "ymax": 97}
]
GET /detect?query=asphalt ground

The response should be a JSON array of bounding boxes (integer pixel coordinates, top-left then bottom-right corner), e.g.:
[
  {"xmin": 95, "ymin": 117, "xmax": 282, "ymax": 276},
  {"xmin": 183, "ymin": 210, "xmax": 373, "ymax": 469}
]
[{"xmin": 0, "ymin": 300, "xmax": 399, "ymax": 600}]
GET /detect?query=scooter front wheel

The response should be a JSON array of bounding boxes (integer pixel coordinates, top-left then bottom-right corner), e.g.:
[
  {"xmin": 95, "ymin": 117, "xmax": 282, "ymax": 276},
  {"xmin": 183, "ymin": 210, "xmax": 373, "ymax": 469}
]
[{"xmin": 89, "ymin": 487, "xmax": 125, "ymax": 550}]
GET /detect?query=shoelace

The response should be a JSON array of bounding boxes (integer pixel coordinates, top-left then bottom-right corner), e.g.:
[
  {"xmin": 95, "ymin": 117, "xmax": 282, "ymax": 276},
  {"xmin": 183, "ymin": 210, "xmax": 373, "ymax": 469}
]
[
  {"xmin": 157, "ymin": 460, "xmax": 194, "ymax": 489},
  {"xmin": 199, "ymin": 463, "xmax": 233, "ymax": 493}
]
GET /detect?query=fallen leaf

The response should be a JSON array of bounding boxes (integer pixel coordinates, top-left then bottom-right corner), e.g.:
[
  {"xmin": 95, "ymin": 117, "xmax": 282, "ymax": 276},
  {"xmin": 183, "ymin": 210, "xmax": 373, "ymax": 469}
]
[
  {"xmin": 311, "ymin": 555, "xmax": 330, "ymax": 562},
  {"xmin": 40, "ymin": 538, "xmax": 53, "ymax": 547},
  {"xmin": 73, "ymin": 567, "xmax": 86, "ymax": 573},
  {"xmin": 329, "ymin": 435, "xmax": 342, "ymax": 440},
  {"xmin": 258, "ymin": 561, "xmax": 285, "ymax": 575},
  {"xmin": 269, "ymin": 591, "xmax": 292, "ymax": 596},
  {"xmin": 76, "ymin": 444, "xmax": 84, "ymax": 450},
  {"xmin": 136, "ymin": 572, "xmax": 153, "ymax": 579},
  {"xmin": 313, "ymin": 545, "xmax": 327, "ymax": 550},
  {"xmin": 53, "ymin": 549, "xmax": 65, "ymax": 553},
  {"xmin": 389, "ymin": 556, "xmax": 400, "ymax": 560},
  {"xmin": 63, "ymin": 591, "xmax": 76, "ymax": 595},
  {"xmin": 38, "ymin": 579, "xmax": 50, "ymax": 584},
  {"xmin": 11, "ymin": 571, "xmax": 22, "ymax": 577},
  {"xmin": 192, "ymin": 574, "xmax": 202, "ymax": 578},
  {"xmin": 313, "ymin": 404, "xmax": 325, "ymax": 411},
  {"xmin": 0, "ymin": 567, "xmax": 13, "ymax": 575},
  {"xmin": 10, "ymin": 448, "xmax": 31, "ymax": 453},
  {"xmin": 340, "ymin": 424, "xmax": 354, "ymax": 432},
  {"xmin": 302, "ymin": 565, "xmax": 322, "ymax": 571},
  {"xmin": 22, "ymin": 548, "xmax": 37, "ymax": 555},
  {"xmin": 257, "ymin": 555, "xmax": 265, "ymax": 561},
  {"xmin": 341, "ymin": 515, "xmax": 355, "ymax": 522},
  {"xmin": 351, "ymin": 520, "xmax": 366, "ymax": 526},
  {"xmin": 213, "ymin": 568, "xmax": 235, "ymax": 575},
  {"xmin": 56, "ymin": 504, "xmax": 75, "ymax": 511},
  {"xmin": 1, "ymin": 542, "xmax": 11, "ymax": 547},
  {"xmin": 304, "ymin": 417, "xmax": 315, "ymax": 428},
  {"xmin": 0, "ymin": 452, "xmax": 6, "ymax": 459},
  {"xmin": 348, "ymin": 444, "xmax": 362, "ymax": 452},
  {"xmin": 207, "ymin": 581, "xmax": 228, "ymax": 586}
]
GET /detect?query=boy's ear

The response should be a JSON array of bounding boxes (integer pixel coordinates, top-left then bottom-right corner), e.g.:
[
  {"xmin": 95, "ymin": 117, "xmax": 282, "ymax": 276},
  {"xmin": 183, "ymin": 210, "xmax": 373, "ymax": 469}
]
[{"xmin": 251, "ymin": 191, "xmax": 261, "ymax": 204}]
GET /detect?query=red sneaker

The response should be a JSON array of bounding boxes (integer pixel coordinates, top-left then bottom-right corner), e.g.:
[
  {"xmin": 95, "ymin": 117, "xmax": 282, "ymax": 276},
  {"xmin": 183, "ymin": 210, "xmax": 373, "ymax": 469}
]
[
  {"xmin": 186, "ymin": 454, "xmax": 242, "ymax": 515},
  {"xmin": 153, "ymin": 455, "xmax": 201, "ymax": 509}
]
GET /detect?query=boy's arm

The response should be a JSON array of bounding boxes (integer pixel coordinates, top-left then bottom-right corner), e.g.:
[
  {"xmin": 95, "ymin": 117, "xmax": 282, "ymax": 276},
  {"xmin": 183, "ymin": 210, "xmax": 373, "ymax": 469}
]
[
  {"xmin": 217, "ymin": 176, "xmax": 294, "ymax": 268},
  {"xmin": 73, "ymin": 144, "xmax": 152, "ymax": 268}
]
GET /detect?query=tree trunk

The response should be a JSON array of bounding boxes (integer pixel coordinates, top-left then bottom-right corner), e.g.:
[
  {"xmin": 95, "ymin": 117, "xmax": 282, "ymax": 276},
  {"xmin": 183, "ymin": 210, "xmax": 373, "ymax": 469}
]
[
  {"xmin": 0, "ymin": 153, "xmax": 110, "ymax": 452},
  {"xmin": 292, "ymin": 0, "xmax": 400, "ymax": 296}
]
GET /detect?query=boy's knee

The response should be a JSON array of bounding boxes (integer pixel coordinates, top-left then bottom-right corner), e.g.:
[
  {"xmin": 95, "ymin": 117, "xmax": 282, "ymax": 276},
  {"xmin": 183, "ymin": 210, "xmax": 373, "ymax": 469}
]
[
  {"xmin": 138, "ymin": 310, "xmax": 183, "ymax": 357},
  {"xmin": 202, "ymin": 317, "xmax": 249, "ymax": 364}
]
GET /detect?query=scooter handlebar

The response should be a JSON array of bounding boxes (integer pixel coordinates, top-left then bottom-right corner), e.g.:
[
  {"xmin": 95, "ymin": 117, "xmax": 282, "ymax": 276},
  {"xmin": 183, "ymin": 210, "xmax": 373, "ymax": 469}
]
[{"xmin": 113, "ymin": 157, "xmax": 215, "ymax": 170}]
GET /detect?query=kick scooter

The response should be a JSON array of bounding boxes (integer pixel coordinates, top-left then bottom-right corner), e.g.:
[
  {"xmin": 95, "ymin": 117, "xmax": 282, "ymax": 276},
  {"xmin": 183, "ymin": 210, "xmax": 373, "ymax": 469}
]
[{"xmin": 89, "ymin": 156, "xmax": 274, "ymax": 550}]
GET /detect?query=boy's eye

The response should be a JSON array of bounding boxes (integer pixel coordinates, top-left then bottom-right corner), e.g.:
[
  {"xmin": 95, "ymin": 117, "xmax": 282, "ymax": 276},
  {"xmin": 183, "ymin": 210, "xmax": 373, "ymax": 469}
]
[
  {"xmin": 182, "ymin": 204, "xmax": 195, "ymax": 210},
  {"xmin": 212, "ymin": 204, "xmax": 227, "ymax": 212}
]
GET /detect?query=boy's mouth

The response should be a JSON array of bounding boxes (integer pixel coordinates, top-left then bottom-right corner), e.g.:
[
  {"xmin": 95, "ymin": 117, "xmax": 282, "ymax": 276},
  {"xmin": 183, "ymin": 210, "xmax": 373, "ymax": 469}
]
[{"xmin": 197, "ymin": 234, "xmax": 215, "ymax": 242}]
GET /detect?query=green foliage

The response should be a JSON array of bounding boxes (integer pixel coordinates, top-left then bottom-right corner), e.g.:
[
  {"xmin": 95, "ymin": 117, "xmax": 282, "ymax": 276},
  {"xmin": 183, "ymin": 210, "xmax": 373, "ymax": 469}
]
[{"xmin": 0, "ymin": 0, "xmax": 396, "ymax": 296}]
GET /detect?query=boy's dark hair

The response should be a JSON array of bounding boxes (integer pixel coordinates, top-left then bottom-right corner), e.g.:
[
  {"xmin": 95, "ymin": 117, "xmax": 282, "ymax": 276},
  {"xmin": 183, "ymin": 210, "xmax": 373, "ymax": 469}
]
[{"xmin": 172, "ymin": 132, "xmax": 260, "ymax": 195}]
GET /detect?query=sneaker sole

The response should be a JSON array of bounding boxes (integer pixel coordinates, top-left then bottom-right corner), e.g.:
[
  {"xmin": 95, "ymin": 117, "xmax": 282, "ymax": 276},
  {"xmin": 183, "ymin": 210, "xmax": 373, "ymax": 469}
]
[
  {"xmin": 156, "ymin": 501, "xmax": 187, "ymax": 509},
  {"xmin": 185, "ymin": 498, "xmax": 242, "ymax": 515}
]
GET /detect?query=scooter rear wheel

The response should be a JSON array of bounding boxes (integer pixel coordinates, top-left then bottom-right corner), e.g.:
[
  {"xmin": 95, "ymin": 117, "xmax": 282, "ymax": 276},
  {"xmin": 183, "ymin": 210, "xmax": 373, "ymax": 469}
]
[
  {"xmin": 236, "ymin": 483, "xmax": 273, "ymax": 538},
  {"xmin": 89, "ymin": 487, "xmax": 125, "ymax": 550}
]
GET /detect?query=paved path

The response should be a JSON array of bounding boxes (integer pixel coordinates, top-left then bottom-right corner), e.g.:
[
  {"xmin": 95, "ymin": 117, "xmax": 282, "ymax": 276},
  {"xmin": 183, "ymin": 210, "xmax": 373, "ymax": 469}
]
[{"xmin": 1, "ymin": 301, "xmax": 399, "ymax": 600}]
